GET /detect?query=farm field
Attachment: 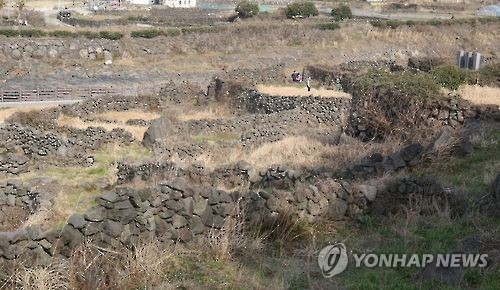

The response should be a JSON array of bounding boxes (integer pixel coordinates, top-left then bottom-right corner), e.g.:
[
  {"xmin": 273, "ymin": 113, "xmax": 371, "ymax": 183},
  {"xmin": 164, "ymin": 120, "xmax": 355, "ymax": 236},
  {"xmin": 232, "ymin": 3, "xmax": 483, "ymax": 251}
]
[{"xmin": 0, "ymin": 1, "xmax": 499, "ymax": 289}]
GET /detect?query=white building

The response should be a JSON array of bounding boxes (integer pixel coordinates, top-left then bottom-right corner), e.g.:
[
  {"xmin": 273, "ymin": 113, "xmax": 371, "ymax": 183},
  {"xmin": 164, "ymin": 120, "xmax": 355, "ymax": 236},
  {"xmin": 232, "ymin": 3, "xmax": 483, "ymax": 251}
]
[
  {"xmin": 163, "ymin": 0, "xmax": 196, "ymax": 8},
  {"xmin": 127, "ymin": 0, "xmax": 196, "ymax": 7}
]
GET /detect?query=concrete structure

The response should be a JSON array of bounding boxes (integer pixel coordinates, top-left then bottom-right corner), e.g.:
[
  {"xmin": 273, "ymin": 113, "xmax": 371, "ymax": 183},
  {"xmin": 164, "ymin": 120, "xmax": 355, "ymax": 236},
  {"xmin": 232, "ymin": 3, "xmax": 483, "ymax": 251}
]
[{"xmin": 457, "ymin": 50, "xmax": 484, "ymax": 71}]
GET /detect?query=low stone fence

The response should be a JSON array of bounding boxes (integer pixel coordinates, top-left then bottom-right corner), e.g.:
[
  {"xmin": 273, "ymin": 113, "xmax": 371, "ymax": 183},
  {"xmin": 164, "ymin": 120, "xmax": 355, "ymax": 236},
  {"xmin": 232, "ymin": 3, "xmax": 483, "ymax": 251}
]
[{"xmin": 0, "ymin": 180, "xmax": 40, "ymax": 231}]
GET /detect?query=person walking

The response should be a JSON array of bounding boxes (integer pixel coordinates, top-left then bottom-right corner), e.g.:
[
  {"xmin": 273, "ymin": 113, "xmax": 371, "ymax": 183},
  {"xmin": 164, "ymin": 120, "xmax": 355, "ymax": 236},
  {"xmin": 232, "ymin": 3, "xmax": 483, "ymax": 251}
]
[{"xmin": 306, "ymin": 77, "xmax": 311, "ymax": 92}]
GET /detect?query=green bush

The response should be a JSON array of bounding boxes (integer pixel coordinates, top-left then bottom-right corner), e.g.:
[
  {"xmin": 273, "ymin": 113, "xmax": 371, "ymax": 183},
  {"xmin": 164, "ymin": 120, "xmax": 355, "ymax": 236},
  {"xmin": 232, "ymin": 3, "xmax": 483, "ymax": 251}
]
[
  {"xmin": 181, "ymin": 26, "xmax": 222, "ymax": 34},
  {"xmin": 472, "ymin": 63, "xmax": 500, "ymax": 87},
  {"xmin": 0, "ymin": 29, "xmax": 20, "ymax": 37},
  {"xmin": 130, "ymin": 29, "xmax": 164, "ymax": 38},
  {"xmin": 405, "ymin": 20, "xmax": 415, "ymax": 27},
  {"xmin": 48, "ymin": 30, "xmax": 76, "ymax": 38},
  {"xmin": 428, "ymin": 19, "xmax": 443, "ymax": 26},
  {"xmin": 353, "ymin": 69, "xmax": 442, "ymax": 101},
  {"xmin": 99, "ymin": 31, "xmax": 124, "ymax": 40},
  {"xmin": 235, "ymin": 1, "xmax": 259, "ymax": 18},
  {"xmin": 431, "ymin": 65, "xmax": 468, "ymax": 90},
  {"xmin": 331, "ymin": 5, "xmax": 352, "ymax": 21},
  {"xmin": 316, "ymin": 22, "xmax": 340, "ymax": 30},
  {"xmin": 369, "ymin": 20, "xmax": 404, "ymax": 29},
  {"xmin": 18, "ymin": 29, "xmax": 45, "ymax": 37},
  {"xmin": 285, "ymin": 2, "xmax": 318, "ymax": 19},
  {"xmin": 130, "ymin": 29, "xmax": 180, "ymax": 38},
  {"xmin": 79, "ymin": 31, "xmax": 100, "ymax": 39}
]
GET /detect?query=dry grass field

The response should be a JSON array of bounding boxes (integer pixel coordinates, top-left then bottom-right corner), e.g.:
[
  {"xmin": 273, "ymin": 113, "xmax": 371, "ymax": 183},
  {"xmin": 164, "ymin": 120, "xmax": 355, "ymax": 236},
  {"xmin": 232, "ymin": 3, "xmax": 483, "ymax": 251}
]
[
  {"xmin": 457, "ymin": 84, "xmax": 500, "ymax": 107},
  {"xmin": 0, "ymin": 104, "xmax": 59, "ymax": 124},
  {"xmin": 257, "ymin": 85, "xmax": 351, "ymax": 98}
]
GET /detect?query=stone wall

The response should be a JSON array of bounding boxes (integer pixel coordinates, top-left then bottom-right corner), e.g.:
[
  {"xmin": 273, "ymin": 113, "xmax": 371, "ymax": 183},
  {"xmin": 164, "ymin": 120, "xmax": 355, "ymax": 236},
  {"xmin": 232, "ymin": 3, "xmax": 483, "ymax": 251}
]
[
  {"xmin": 0, "ymin": 180, "xmax": 40, "ymax": 231},
  {"xmin": 0, "ymin": 38, "xmax": 122, "ymax": 61},
  {"xmin": 0, "ymin": 123, "xmax": 134, "ymax": 175},
  {"xmin": 0, "ymin": 171, "xmax": 369, "ymax": 267},
  {"xmin": 0, "ymin": 164, "xmax": 460, "ymax": 270}
]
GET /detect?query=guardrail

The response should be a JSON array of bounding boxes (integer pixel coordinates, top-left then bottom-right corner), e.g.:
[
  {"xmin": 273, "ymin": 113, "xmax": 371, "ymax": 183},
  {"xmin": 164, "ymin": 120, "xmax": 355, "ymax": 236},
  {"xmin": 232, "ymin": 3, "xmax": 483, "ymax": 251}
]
[{"xmin": 0, "ymin": 87, "xmax": 158, "ymax": 102}]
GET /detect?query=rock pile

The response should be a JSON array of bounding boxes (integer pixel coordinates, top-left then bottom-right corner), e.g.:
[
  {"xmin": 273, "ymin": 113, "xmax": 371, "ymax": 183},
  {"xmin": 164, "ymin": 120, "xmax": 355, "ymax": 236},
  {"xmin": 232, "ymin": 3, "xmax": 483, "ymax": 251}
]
[{"xmin": 0, "ymin": 180, "xmax": 40, "ymax": 230}]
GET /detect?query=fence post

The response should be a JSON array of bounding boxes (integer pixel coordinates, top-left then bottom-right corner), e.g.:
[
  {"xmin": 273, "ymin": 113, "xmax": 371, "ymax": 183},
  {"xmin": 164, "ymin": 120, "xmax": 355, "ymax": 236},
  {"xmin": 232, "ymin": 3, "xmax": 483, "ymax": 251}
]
[{"xmin": 37, "ymin": 88, "xmax": 40, "ymax": 101}]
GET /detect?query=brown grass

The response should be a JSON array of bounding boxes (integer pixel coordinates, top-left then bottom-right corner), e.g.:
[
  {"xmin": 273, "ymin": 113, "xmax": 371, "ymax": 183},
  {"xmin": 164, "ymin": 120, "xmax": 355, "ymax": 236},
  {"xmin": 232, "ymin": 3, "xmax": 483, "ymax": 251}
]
[
  {"xmin": 170, "ymin": 104, "xmax": 234, "ymax": 122},
  {"xmin": 93, "ymin": 110, "xmax": 161, "ymax": 123},
  {"xmin": 257, "ymin": 85, "xmax": 351, "ymax": 98},
  {"xmin": 56, "ymin": 115, "xmax": 147, "ymax": 140},
  {"xmin": 0, "ymin": 104, "xmax": 59, "ymax": 124},
  {"xmin": 177, "ymin": 135, "xmax": 402, "ymax": 172},
  {"xmin": 457, "ymin": 85, "xmax": 500, "ymax": 107}
]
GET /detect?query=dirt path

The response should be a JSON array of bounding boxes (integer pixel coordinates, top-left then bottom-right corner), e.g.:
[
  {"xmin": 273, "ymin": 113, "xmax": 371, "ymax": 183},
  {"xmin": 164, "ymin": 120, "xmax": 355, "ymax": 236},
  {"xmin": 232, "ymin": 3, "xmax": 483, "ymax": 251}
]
[{"xmin": 256, "ymin": 85, "xmax": 351, "ymax": 98}]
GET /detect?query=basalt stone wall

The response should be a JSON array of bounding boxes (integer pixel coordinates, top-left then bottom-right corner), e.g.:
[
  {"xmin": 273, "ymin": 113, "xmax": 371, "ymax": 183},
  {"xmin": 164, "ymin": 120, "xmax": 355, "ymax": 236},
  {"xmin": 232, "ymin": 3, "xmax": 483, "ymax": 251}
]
[
  {"xmin": 0, "ymin": 123, "xmax": 134, "ymax": 174},
  {"xmin": 348, "ymin": 96, "xmax": 478, "ymax": 141},
  {"xmin": 0, "ymin": 173, "xmax": 373, "ymax": 269},
  {"xmin": 0, "ymin": 180, "xmax": 40, "ymax": 231},
  {"xmin": 235, "ymin": 90, "xmax": 351, "ymax": 120},
  {"xmin": 0, "ymin": 38, "xmax": 122, "ymax": 61},
  {"xmin": 0, "ymin": 174, "xmax": 450, "ymax": 270},
  {"xmin": 0, "ymin": 170, "xmax": 460, "ymax": 269},
  {"xmin": 144, "ymin": 107, "xmax": 345, "ymax": 152},
  {"xmin": 117, "ymin": 160, "xmax": 252, "ymax": 189}
]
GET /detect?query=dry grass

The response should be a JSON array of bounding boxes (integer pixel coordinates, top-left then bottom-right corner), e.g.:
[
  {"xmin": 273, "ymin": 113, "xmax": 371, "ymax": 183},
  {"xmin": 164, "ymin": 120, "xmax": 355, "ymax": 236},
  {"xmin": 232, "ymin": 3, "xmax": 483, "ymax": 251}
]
[
  {"xmin": 93, "ymin": 110, "xmax": 160, "ymax": 123},
  {"xmin": 457, "ymin": 84, "xmax": 500, "ymax": 107},
  {"xmin": 257, "ymin": 85, "xmax": 351, "ymax": 98},
  {"xmin": 170, "ymin": 104, "xmax": 233, "ymax": 122},
  {"xmin": 56, "ymin": 115, "xmax": 147, "ymax": 141},
  {"xmin": 179, "ymin": 135, "xmax": 402, "ymax": 172},
  {"xmin": 9, "ymin": 240, "xmax": 176, "ymax": 290},
  {"xmin": 0, "ymin": 104, "xmax": 59, "ymax": 124}
]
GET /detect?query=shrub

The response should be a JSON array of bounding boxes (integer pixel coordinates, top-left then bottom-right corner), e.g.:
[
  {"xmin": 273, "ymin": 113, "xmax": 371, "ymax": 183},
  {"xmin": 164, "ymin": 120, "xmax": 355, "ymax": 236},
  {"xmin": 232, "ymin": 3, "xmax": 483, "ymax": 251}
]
[
  {"xmin": 285, "ymin": 2, "xmax": 318, "ymax": 19},
  {"xmin": 130, "ymin": 29, "xmax": 164, "ymax": 38},
  {"xmin": 431, "ymin": 65, "xmax": 468, "ymax": 90},
  {"xmin": 99, "ymin": 31, "xmax": 124, "ymax": 40},
  {"xmin": 351, "ymin": 69, "xmax": 443, "ymax": 139},
  {"xmin": 317, "ymin": 22, "xmax": 340, "ymax": 30},
  {"xmin": 130, "ymin": 29, "xmax": 181, "ymax": 38},
  {"xmin": 353, "ymin": 69, "xmax": 442, "ymax": 101},
  {"xmin": 18, "ymin": 29, "xmax": 45, "ymax": 37},
  {"xmin": 470, "ymin": 63, "xmax": 500, "ymax": 87},
  {"xmin": 181, "ymin": 26, "xmax": 223, "ymax": 34},
  {"xmin": 48, "ymin": 30, "xmax": 75, "ymax": 38},
  {"xmin": 331, "ymin": 5, "xmax": 352, "ymax": 21},
  {"xmin": 235, "ymin": 1, "xmax": 259, "ymax": 18},
  {"xmin": 79, "ymin": 31, "xmax": 100, "ymax": 39},
  {"xmin": 0, "ymin": 29, "xmax": 19, "ymax": 37}
]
